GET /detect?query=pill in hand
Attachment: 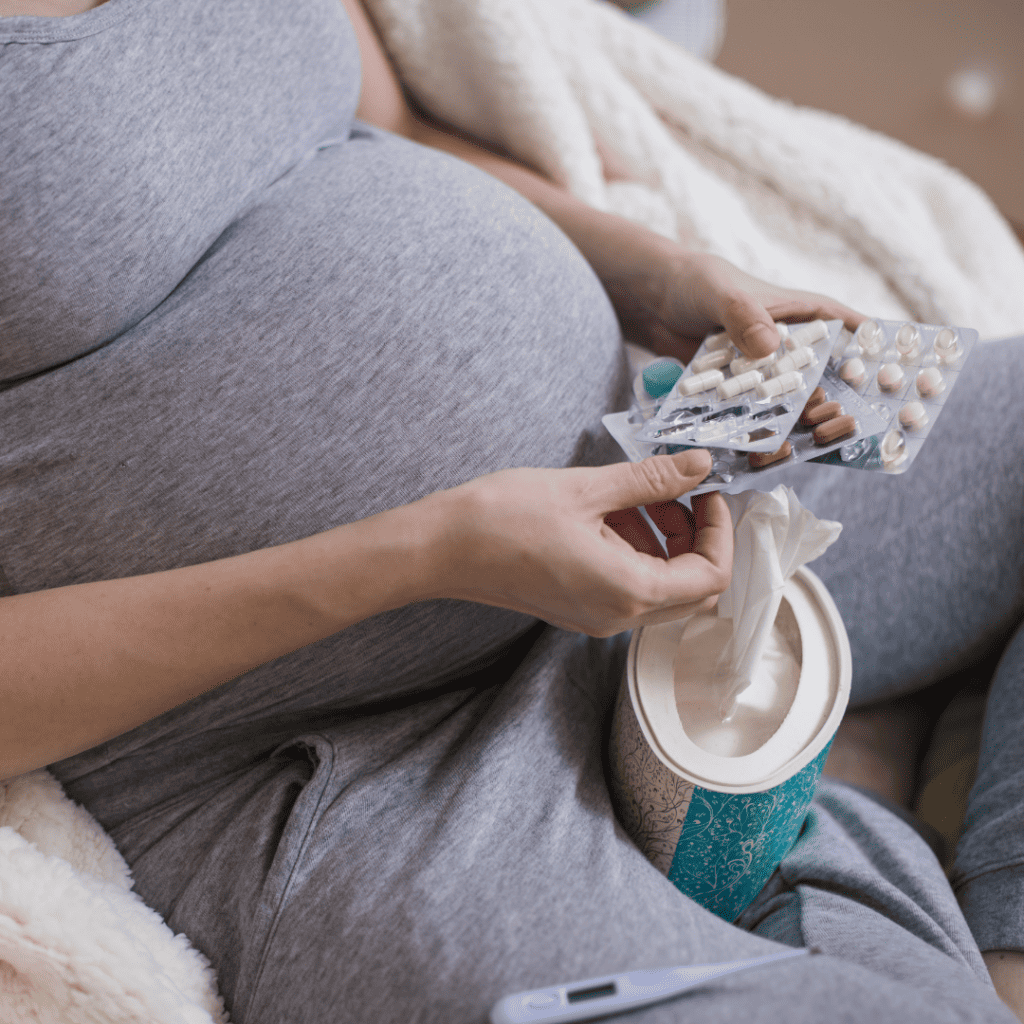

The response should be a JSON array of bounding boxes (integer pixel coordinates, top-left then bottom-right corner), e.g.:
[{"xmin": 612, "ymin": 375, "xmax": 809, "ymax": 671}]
[
  {"xmin": 899, "ymin": 401, "xmax": 929, "ymax": 430},
  {"xmin": 787, "ymin": 319, "xmax": 828, "ymax": 348},
  {"xmin": 800, "ymin": 399, "xmax": 842, "ymax": 426},
  {"xmin": 813, "ymin": 414, "xmax": 857, "ymax": 445},
  {"xmin": 691, "ymin": 349, "xmax": 732, "ymax": 373},
  {"xmin": 729, "ymin": 353, "xmax": 776, "ymax": 377},
  {"xmin": 916, "ymin": 367, "xmax": 945, "ymax": 398},
  {"xmin": 877, "ymin": 363, "xmax": 905, "ymax": 391},
  {"xmin": 748, "ymin": 441, "xmax": 792, "ymax": 469},
  {"xmin": 756, "ymin": 370, "xmax": 804, "ymax": 399},
  {"xmin": 703, "ymin": 331, "xmax": 734, "ymax": 352},
  {"xmin": 839, "ymin": 358, "xmax": 866, "ymax": 387},
  {"xmin": 773, "ymin": 347, "xmax": 815, "ymax": 376},
  {"xmin": 678, "ymin": 369, "xmax": 726, "ymax": 396},
  {"xmin": 717, "ymin": 369, "xmax": 764, "ymax": 400}
]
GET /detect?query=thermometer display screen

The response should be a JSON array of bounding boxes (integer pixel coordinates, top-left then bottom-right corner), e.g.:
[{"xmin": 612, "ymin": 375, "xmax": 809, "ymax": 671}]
[{"xmin": 566, "ymin": 983, "xmax": 616, "ymax": 1004}]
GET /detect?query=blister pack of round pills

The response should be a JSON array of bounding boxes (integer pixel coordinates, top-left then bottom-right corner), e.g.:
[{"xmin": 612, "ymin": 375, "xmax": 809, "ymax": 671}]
[
  {"xmin": 634, "ymin": 320, "xmax": 840, "ymax": 452},
  {"xmin": 812, "ymin": 319, "xmax": 978, "ymax": 474}
]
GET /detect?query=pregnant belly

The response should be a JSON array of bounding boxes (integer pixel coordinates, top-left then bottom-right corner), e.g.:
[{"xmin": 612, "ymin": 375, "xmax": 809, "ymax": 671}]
[{"xmin": 0, "ymin": 126, "xmax": 628, "ymax": 702}]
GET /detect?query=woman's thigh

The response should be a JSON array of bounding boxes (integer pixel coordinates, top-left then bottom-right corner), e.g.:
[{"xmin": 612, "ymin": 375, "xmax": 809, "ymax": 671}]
[
  {"xmin": 117, "ymin": 625, "xmax": 1010, "ymax": 1024},
  {"xmin": 781, "ymin": 335, "xmax": 1024, "ymax": 705}
]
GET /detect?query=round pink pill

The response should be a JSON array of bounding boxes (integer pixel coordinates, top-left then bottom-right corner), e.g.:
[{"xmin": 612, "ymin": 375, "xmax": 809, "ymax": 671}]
[
  {"xmin": 877, "ymin": 363, "xmax": 904, "ymax": 392},
  {"xmin": 839, "ymin": 357, "xmax": 866, "ymax": 387},
  {"xmin": 899, "ymin": 401, "xmax": 928, "ymax": 431},
  {"xmin": 916, "ymin": 367, "xmax": 945, "ymax": 398}
]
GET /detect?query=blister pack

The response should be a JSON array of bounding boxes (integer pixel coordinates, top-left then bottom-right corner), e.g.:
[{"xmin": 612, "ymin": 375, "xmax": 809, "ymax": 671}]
[
  {"xmin": 603, "ymin": 366, "xmax": 888, "ymax": 496},
  {"xmin": 634, "ymin": 320, "xmax": 840, "ymax": 453},
  {"xmin": 603, "ymin": 317, "xmax": 977, "ymax": 496},
  {"xmin": 811, "ymin": 319, "xmax": 978, "ymax": 474}
]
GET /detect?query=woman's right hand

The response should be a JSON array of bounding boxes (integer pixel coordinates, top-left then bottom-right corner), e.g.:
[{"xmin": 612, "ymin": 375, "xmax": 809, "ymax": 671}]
[{"xmin": 420, "ymin": 449, "xmax": 733, "ymax": 637}]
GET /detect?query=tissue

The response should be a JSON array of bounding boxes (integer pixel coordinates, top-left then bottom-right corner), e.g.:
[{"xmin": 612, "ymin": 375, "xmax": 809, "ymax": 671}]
[{"xmin": 711, "ymin": 485, "xmax": 842, "ymax": 720}]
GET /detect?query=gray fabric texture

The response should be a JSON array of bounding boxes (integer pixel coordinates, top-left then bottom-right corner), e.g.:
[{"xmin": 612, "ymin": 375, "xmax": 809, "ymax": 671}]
[{"xmin": 2, "ymin": 0, "xmax": 1023, "ymax": 1021}]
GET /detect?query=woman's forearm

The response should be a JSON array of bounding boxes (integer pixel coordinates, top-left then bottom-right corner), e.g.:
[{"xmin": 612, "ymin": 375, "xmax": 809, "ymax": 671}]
[{"xmin": 0, "ymin": 497, "xmax": 442, "ymax": 780}]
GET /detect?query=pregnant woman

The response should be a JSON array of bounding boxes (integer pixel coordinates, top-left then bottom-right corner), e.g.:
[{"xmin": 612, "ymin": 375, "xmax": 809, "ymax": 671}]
[{"xmin": 2, "ymin": 0, "xmax": 1023, "ymax": 1021}]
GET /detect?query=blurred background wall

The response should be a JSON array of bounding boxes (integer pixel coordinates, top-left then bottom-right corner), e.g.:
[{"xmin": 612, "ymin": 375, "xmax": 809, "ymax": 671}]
[{"xmin": 713, "ymin": 0, "xmax": 1023, "ymax": 240}]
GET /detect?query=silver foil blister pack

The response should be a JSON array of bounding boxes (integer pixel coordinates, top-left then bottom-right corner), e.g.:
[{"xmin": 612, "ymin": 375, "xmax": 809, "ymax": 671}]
[
  {"xmin": 811, "ymin": 319, "xmax": 978, "ymax": 474},
  {"xmin": 603, "ymin": 366, "xmax": 886, "ymax": 496},
  {"xmin": 604, "ymin": 317, "xmax": 977, "ymax": 495},
  {"xmin": 633, "ymin": 320, "xmax": 839, "ymax": 453}
]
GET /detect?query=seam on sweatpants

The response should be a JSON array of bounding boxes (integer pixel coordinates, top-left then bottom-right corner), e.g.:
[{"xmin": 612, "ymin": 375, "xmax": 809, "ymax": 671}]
[
  {"xmin": 952, "ymin": 857, "xmax": 1024, "ymax": 894},
  {"xmin": 241, "ymin": 733, "xmax": 338, "ymax": 1022}
]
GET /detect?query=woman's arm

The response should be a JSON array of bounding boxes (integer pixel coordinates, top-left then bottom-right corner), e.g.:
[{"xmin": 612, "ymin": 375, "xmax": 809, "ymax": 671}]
[
  {"xmin": 1, "ymin": 450, "xmax": 729, "ymax": 780},
  {"xmin": 340, "ymin": 0, "xmax": 864, "ymax": 363}
]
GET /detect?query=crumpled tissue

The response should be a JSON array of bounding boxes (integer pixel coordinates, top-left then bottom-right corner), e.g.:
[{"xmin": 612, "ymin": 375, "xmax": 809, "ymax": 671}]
[{"xmin": 711, "ymin": 485, "xmax": 842, "ymax": 720}]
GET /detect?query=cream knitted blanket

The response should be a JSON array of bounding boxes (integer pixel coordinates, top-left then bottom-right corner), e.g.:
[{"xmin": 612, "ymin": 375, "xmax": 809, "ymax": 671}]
[
  {"xmin": 363, "ymin": 0, "xmax": 1024, "ymax": 338},
  {"xmin": 5, "ymin": 2, "xmax": 1024, "ymax": 1021}
]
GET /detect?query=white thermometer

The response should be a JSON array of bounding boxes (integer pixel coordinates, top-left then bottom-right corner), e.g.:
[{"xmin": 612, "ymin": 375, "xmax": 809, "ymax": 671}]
[{"xmin": 490, "ymin": 947, "xmax": 812, "ymax": 1024}]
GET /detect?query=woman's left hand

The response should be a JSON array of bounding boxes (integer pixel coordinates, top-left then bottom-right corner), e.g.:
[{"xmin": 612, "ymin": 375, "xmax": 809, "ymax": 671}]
[{"xmin": 618, "ymin": 250, "xmax": 868, "ymax": 364}]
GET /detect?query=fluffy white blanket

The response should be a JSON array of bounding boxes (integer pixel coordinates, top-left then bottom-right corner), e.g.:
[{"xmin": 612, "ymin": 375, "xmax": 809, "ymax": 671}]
[
  {"xmin": 6, "ymin": 2, "xmax": 1024, "ymax": 1020},
  {"xmin": 364, "ymin": 0, "xmax": 1024, "ymax": 338},
  {"xmin": 0, "ymin": 771, "xmax": 227, "ymax": 1023}
]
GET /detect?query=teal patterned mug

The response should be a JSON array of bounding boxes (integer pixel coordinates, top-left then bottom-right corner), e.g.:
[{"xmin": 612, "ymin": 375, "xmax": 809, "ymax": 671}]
[{"xmin": 608, "ymin": 567, "xmax": 851, "ymax": 923}]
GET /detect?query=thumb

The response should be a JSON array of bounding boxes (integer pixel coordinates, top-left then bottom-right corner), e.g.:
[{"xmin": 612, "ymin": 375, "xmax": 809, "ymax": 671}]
[
  {"xmin": 594, "ymin": 450, "xmax": 713, "ymax": 514},
  {"xmin": 720, "ymin": 291, "xmax": 779, "ymax": 359}
]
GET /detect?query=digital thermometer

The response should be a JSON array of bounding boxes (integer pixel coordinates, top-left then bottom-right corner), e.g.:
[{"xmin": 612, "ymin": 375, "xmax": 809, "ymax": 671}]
[{"xmin": 490, "ymin": 947, "xmax": 812, "ymax": 1024}]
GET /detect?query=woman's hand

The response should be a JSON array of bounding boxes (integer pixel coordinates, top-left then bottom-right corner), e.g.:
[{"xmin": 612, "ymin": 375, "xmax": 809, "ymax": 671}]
[
  {"xmin": 619, "ymin": 250, "xmax": 868, "ymax": 364},
  {"xmin": 422, "ymin": 449, "xmax": 732, "ymax": 637}
]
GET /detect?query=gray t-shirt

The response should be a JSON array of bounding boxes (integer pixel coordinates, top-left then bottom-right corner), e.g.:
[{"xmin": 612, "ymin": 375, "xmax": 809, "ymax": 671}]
[
  {"xmin": 0, "ymin": 0, "xmax": 628, "ymax": 787},
  {"xmin": 0, "ymin": 0, "xmax": 361, "ymax": 383}
]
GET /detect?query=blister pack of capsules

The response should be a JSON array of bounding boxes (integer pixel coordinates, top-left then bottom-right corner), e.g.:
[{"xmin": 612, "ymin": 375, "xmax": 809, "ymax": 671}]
[
  {"xmin": 603, "ymin": 366, "xmax": 887, "ymax": 496},
  {"xmin": 809, "ymin": 318, "xmax": 978, "ymax": 474},
  {"xmin": 634, "ymin": 319, "xmax": 840, "ymax": 453},
  {"xmin": 603, "ymin": 317, "xmax": 977, "ymax": 495}
]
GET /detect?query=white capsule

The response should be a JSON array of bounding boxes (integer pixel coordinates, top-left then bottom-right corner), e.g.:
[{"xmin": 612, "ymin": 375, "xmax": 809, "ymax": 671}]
[
  {"xmin": 756, "ymin": 371, "xmax": 804, "ymax": 399},
  {"xmin": 703, "ymin": 331, "xmax": 734, "ymax": 352},
  {"xmin": 855, "ymin": 320, "xmax": 884, "ymax": 356},
  {"xmin": 678, "ymin": 369, "xmax": 726, "ymax": 396},
  {"xmin": 690, "ymin": 349, "xmax": 732, "ymax": 373},
  {"xmin": 729, "ymin": 353, "xmax": 776, "ymax": 377},
  {"xmin": 773, "ymin": 347, "xmax": 815, "ymax": 376},
  {"xmin": 717, "ymin": 369, "xmax": 764, "ymax": 400},
  {"xmin": 787, "ymin": 319, "xmax": 829, "ymax": 348}
]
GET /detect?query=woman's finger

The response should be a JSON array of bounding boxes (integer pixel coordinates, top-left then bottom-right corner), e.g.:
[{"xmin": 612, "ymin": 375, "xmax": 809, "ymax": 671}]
[
  {"xmin": 587, "ymin": 449, "xmax": 712, "ymax": 516},
  {"xmin": 719, "ymin": 291, "xmax": 780, "ymax": 359},
  {"xmin": 686, "ymin": 491, "xmax": 733, "ymax": 574}
]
